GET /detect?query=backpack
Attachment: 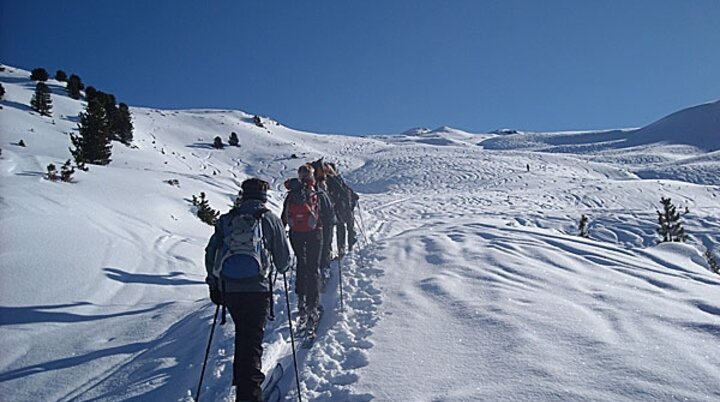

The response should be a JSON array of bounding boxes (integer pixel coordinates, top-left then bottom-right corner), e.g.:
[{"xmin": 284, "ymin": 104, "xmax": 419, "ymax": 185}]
[
  {"xmin": 286, "ymin": 181, "xmax": 320, "ymax": 232},
  {"xmin": 213, "ymin": 209, "xmax": 270, "ymax": 282},
  {"xmin": 327, "ymin": 175, "xmax": 357, "ymax": 214}
]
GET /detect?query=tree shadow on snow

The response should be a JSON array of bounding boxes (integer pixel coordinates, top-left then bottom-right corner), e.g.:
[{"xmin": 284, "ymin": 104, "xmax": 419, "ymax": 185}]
[
  {"xmin": 15, "ymin": 171, "xmax": 45, "ymax": 177},
  {"xmin": 0, "ymin": 76, "xmax": 29, "ymax": 84},
  {"xmin": 0, "ymin": 340, "xmax": 156, "ymax": 382},
  {"xmin": 61, "ymin": 113, "xmax": 80, "ymax": 124},
  {"xmin": 1, "ymin": 99, "xmax": 34, "ymax": 113},
  {"xmin": 0, "ymin": 301, "xmax": 173, "ymax": 326},
  {"xmin": 186, "ymin": 142, "xmax": 216, "ymax": 150},
  {"xmin": 103, "ymin": 267, "xmax": 205, "ymax": 286},
  {"xmin": 0, "ymin": 303, "xmax": 218, "ymax": 401},
  {"xmin": 0, "ymin": 301, "xmax": 182, "ymax": 385}
]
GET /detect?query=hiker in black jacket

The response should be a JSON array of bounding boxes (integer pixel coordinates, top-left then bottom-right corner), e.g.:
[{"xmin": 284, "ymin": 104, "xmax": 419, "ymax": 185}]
[
  {"xmin": 325, "ymin": 163, "xmax": 358, "ymax": 255},
  {"xmin": 312, "ymin": 162, "xmax": 336, "ymax": 285}
]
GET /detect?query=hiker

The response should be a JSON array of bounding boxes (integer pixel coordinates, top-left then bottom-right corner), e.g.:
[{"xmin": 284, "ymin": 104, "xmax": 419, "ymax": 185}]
[
  {"xmin": 205, "ymin": 178, "xmax": 291, "ymax": 402},
  {"xmin": 311, "ymin": 159, "xmax": 337, "ymax": 285},
  {"xmin": 282, "ymin": 164, "xmax": 324, "ymax": 332},
  {"xmin": 325, "ymin": 163, "xmax": 358, "ymax": 256}
]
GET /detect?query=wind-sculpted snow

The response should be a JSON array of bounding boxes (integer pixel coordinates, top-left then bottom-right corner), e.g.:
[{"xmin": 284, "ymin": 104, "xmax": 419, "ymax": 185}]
[
  {"xmin": 1, "ymin": 65, "xmax": 719, "ymax": 401},
  {"xmin": 353, "ymin": 220, "xmax": 720, "ymax": 401}
]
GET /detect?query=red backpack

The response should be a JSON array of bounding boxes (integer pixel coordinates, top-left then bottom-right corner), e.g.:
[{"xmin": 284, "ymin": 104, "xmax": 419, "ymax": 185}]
[{"xmin": 285, "ymin": 180, "xmax": 320, "ymax": 232}]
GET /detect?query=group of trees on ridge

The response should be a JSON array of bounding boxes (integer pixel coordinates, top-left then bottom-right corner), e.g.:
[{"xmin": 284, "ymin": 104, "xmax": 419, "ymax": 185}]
[
  {"xmin": 211, "ymin": 115, "xmax": 263, "ymax": 149},
  {"xmin": 24, "ymin": 66, "xmax": 135, "ymax": 174}
]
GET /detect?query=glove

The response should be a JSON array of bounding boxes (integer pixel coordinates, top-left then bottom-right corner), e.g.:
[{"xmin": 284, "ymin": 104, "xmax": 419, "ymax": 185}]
[{"xmin": 209, "ymin": 286, "xmax": 223, "ymax": 305}]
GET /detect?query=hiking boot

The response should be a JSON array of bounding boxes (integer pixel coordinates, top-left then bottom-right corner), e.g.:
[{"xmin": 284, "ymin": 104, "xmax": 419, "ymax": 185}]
[
  {"xmin": 297, "ymin": 302, "xmax": 308, "ymax": 328},
  {"xmin": 308, "ymin": 304, "xmax": 323, "ymax": 327}
]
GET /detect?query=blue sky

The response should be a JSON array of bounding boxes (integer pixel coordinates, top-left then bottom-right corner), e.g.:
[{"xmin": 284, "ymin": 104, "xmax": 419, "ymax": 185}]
[{"xmin": 2, "ymin": 0, "xmax": 719, "ymax": 135}]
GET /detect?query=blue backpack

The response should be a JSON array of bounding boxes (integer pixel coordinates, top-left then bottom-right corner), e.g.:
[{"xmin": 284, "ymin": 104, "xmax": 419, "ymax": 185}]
[{"xmin": 213, "ymin": 210, "xmax": 270, "ymax": 282}]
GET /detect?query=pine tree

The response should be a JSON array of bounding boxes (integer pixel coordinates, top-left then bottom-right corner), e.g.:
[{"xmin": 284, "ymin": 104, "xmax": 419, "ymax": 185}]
[
  {"xmin": 46, "ymin": 163, "xmax": 59, "ymax": 182},
  {"xmin": 578, "ymin": 214, "xmax": 589, "ymax": 238},
  {"xmin": 85, "ymin": 86, "xmax": 98, "ymax": 100},
  {"xmin": 192, "ymin": 192, "xmax": 219, "ymax": 225},
  {"xmin": 229, "ymin": 131, "xmax": 239, "ymax": 146},
  {"xmin": 70, "ymin": 99, "xmax": 112, "ymax": 165},
  {"xmin": 30, "ymin": 68, "xmax": 49, "ymax": 81},
  {"xmin": 213, "ymin": 136, "xmax": 224, "ymax": 149},
  {"xmin": 0, "ymin": 83, "xmax": 5, "ymax": 100},
  {"xmin": 31, "ymin": 82, "xmax": 53, "ymax": 116},
  {"xmin": 116, "ymin": 103, "xmax": 134, "ymax": 145},
  {"xmin": 66, "ymin": 74, "xmax": 84, "ymax": 100},
  {"xmin": 55, "ymin": 70, "xmax": 68, "ymax": 82},
  {"xmin": 705, "ymin": 249, "xmax": 719, "ymax": 274},
  {"xmin": 96, "ymin": 92, "xmax": 121, "ymax": 141},
  {"xmin": 656, "ymin": 197, "xmax": 688, "ymax": 243},
  {"xmin": 60, "ymin": 159, "xmax": 75, "ymax": 182}
]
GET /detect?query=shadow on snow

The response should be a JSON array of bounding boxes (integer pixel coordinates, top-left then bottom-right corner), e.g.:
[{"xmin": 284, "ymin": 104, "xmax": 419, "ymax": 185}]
[{"xmin": 103, "ymin": 267, "xmax": 205, "ymax": 286}]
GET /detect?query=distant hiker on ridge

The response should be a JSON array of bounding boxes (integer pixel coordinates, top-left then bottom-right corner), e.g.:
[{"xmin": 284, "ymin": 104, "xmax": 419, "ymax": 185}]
[{"xmin": 205, "ymin": 178, "xmax": 291, "ymax": 402}]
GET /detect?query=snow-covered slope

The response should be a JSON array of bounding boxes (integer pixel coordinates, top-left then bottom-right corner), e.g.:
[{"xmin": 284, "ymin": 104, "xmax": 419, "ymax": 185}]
[
  {"xmin": 626, "ymin": 100, "xmax": 720, "ymax": 150},
  {"xmin": 480, "ymin": 100, "xmax": 720, "ymax": 154},
  {"xmin": 1, "ymin": 65, "xmax": 719, "ymax": 402}
]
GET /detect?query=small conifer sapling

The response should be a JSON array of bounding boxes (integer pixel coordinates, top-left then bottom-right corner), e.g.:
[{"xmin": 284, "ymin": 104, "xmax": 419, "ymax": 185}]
[
  {"xmin": 192, "ymin": 192, "xmax": 219, "ymax": 225},
  {"xmin": 46, "ymin": 163, "xmax": 59, "ymax": 182},
  {"xmin": 656, "ymin": 197, "xmax": 688, "ymax": 243},
  {"xmin": 578, "ymin": 214, "xmax": 589, "ymax": 238},
  {"xmin": 229, "ymin": 132, "xmax": 239, "ymax": 146},
  {"xmin": 60, "ymin": 160, "xmax": 75, "ymax": 182},
  {"xmin": 705, "ymin": 249, "xmax": 719, "ymax": 274}
]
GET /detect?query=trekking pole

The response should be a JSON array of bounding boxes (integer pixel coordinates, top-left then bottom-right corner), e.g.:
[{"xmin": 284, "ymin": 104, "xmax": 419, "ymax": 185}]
[
  {"xmin": 338, "ymin": 256, "xmax": 345, "ymax": 313},
  {"xmin": 355, "ymin": 206, "xmax": 369, "ymax": 247},
  {"xmin": 195, "ymin": 304, "xmax": 220, "ymax": 402},
  {"xmin": 283, "ymin": 273, "xmax": 303, "ymax": 402}
]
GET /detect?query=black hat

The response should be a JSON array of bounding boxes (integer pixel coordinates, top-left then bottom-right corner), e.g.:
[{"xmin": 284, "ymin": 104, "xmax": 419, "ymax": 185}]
[{"xmin": 240, "ymin": 178, "xmax": 269, "ymax": 202}]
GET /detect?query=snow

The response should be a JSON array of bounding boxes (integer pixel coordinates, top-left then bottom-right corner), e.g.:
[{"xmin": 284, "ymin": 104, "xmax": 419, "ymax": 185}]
[{"xmin": 1, "ymin": 64, "xmax": 719, "ymax": 401}]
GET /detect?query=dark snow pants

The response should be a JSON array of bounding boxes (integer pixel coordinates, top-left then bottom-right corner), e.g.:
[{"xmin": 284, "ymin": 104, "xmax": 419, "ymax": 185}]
[
  {"xmin": 336, "ymin": 214, "xmax": 357, "ymax": 253},
  {"xmin": 320, "ymin": 224, "xmax": 334, "ymax": 269},
  {"xmin": 224, "ymin": 292, "xmax": 270, "ymax": 402},
  {"xmin": 290, "ymin": 229, "xmax": 323, "ymax": 309}
]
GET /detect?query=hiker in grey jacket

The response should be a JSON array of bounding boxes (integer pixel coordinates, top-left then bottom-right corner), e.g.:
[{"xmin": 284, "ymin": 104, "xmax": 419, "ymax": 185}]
[{"xmin": 204, "ymin": 178, "xmax": 291, "ymax": 402}]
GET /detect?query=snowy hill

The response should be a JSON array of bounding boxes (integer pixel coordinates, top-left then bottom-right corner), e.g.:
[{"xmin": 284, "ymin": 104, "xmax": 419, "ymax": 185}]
[
  {"xmin": 1, "ymin": 65, "xmax": 719, "ymax": 402},
  {"xmin": 480, "ymin": 100, "xmax": 720, "ymax": 153}
]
